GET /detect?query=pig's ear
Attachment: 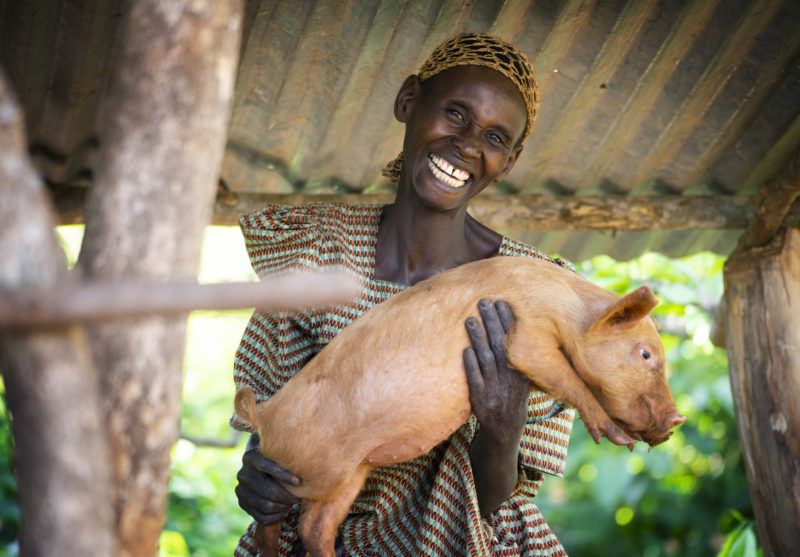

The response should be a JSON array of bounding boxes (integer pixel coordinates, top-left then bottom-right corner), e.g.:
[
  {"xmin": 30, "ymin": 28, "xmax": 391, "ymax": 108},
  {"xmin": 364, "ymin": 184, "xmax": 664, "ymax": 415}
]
[
  {"xmin": 234, "ymin": 387, "xmax": 258, "ymax": 429},
  {"xmin": 591, "ymin": 286, "xmax": 659, "ymax": 333}
]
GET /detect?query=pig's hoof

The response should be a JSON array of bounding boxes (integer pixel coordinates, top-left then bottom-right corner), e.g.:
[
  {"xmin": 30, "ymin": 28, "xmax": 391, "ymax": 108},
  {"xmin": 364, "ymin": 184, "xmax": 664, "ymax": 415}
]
[
  {"xmin": 603, "ymin": 423, "xmax": 636, "ymax": 447},
  {"xmin": 584, "ymin": 425, "xmax": 603, "ymax": 445}
]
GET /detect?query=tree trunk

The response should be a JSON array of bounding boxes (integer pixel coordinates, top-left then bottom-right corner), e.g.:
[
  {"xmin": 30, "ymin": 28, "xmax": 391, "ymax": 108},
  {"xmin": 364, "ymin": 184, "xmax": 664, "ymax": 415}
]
[
  {"xmin": 75, "ymin": 1, "xmax": 242, "ymax": 555},
  {"xmin": 723, "ymin": 227, "xmax": 800, "ymax": 556},
  {"xmin": 0, "ymin": 70, "xmax": 115, "ymax": 555}
]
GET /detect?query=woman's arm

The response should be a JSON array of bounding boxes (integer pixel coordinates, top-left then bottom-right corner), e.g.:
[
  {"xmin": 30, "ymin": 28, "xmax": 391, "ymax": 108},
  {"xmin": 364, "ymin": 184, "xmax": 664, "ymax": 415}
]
[{"xmin": 464, "ymin": 299, "xmax": 531, "ymax": 516}]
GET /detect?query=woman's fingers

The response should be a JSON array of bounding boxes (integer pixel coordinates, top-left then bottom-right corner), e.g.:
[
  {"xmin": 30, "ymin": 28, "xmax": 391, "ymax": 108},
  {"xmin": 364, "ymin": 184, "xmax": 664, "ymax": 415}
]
[
  {"xmin": 495, "ymin": 300, "xmax": 514, "ymax": 333},
  {"xmin": 237, "ymin": 462, "xmax": 299, "ymax": 505},
  {"xmin": 243, "ymin": 449, "xmax": 301, "ymax": 486},
  {"xmin": 463, "ymin": 346, "xmax": 485, "ymax": 395}
]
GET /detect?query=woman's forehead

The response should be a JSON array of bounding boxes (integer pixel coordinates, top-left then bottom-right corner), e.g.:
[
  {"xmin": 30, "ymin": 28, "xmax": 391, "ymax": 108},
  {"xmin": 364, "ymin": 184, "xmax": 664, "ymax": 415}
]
[
  {"xmin": 422, "ymin": 66, "xmax": 527, "ymax": 134},
  {"xmin": 416, "ymin": 34, "xmax": 539, "ymax": 141}
]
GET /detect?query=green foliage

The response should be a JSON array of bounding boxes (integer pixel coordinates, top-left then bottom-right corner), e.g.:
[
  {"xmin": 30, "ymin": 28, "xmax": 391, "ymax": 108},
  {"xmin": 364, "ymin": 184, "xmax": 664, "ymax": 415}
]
[
  {"xmin": 717, "ymin": 518, "xmax": 761, "ymax": 557},
  {"xmin": 164, "ymin": 437, "xmax": 252, "ymax": 556},
  {"xmin": 164, "ymin": 227, "xmax": 255, "ymax": 557},
  {"xmin": 537, "ymin": 252, "xmax": 755, "ymax": 557},
  {"xmin": 0, "ymin": 386, "xmax": 20, "ymax": 557},
  {"xmin": 53, "ymin": 225, "xmax": 84, "ymax": 267},
  {"xmin": 159, "ymin": 530, "xmax": 190, "ymax": 557}
]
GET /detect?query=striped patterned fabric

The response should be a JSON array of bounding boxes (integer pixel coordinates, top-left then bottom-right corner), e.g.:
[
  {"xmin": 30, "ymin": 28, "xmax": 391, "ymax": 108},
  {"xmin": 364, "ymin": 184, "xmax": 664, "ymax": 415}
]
[{"xmin": 232, "ymin": 204, "xmax": 574, "ymax": 556}]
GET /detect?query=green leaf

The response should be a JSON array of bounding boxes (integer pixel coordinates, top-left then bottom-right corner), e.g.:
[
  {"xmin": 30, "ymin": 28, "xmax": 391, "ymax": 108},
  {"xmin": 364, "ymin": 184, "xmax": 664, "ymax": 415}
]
[
  {"xmin": 717, "ymin": 522, "xmax": 760, "ymax": 557},
  {"xmin": 158, "ymin": 530, "xmax": 190, "ymax": 557},
  {"xmin": 728, "ymin": 525, "xmax": 758, "ymax": 557}
]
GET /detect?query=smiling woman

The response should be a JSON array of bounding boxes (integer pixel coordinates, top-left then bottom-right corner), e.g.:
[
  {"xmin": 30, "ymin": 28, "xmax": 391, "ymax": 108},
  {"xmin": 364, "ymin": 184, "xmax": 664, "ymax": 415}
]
[
  {"xmin": 389, "ymin": 64, "xmax": 527, "ymax": 214},
  {"xmin": 231, "ymin": 33, "xmax": 576, "ymax": 556},
  {"xmin": 381, "ymin": 33, "xmax": 539, "ymax": 189}
]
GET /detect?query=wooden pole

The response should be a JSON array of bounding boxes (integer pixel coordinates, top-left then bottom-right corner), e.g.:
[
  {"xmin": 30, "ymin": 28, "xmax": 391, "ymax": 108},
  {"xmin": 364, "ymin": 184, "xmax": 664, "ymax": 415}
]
[
  {"xmin": 74, "ymin": 1, "xmax": 243, "ymax": 555},
  {"xmin": 0, "ymin": 273, "xmax": 358, "ymax": 328},
  {"xmin": 723, "ymin": 227, "xmax": 800, "ymax": 556}
]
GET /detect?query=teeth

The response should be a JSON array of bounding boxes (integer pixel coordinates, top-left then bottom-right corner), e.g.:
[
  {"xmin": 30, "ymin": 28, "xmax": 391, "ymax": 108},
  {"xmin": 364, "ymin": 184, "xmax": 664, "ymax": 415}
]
[
  {"xmin": 430, "ymin": 164, "xmax": 464, "ymax": 188},
  {"xmin": 428, "ymin": 154, "xmax": 470, "ymax": 188}
]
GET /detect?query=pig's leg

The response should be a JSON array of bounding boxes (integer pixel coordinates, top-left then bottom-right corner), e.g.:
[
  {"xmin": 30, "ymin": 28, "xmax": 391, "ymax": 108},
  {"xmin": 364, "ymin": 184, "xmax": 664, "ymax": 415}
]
[
  {"xmin": 505, "ymin": 331, "xmax": 634, "ymax": 446},
  {"xmin": 297, "ymin": 465, "xmax": 369, "ymax": 557},
  {"xmin": 254, "ymin": 522, "xmax": 280, "ymax": 556}
]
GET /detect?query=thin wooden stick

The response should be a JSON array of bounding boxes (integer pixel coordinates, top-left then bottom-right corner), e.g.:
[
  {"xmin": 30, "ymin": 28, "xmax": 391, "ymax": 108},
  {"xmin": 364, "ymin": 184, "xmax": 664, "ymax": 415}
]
[
  {"xmin": 180, "ymin": 430, "xmax": 243, "ymax": 449},
  {"xmin": 0, "ymin": 272, "xmax": 359, "ymax": 328}
]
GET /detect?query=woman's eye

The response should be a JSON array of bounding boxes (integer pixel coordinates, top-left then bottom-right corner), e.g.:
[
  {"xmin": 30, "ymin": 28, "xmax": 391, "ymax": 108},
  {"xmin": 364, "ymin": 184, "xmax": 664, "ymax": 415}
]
[
  {"xmin": 448, "ymin": 109, "xmax": 464, "ymax": 121},
  {"xmin": 488, "ymin": 133, "xmax": 505, "ymax": 146}
]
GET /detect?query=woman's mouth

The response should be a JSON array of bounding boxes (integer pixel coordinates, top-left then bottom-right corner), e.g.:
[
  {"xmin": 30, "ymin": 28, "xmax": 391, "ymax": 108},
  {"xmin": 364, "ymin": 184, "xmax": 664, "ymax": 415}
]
[{"xmin": 427, "ymin": 153, "xmax": 471, "ymax": 188}]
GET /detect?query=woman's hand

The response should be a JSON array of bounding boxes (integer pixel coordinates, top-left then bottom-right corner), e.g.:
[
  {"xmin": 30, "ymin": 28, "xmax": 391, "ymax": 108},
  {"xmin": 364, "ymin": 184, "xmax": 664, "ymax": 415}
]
[
  {"xmin": 235, "ymin": 433, "xmax": 301, "ymax": 525},
  {"xmin": 463, "ymin": 299, "xmax": 531, "ymax": 516},
  {"xmin": 464, "ymin": 299, "xmax": 530, "ymax": 439}
]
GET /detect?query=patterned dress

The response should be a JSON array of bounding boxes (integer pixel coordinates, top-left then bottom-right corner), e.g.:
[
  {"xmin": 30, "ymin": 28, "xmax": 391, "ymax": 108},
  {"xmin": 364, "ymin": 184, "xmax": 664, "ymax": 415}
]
[{"xmin": 232, "ymin": 203, "xmax": 574, "ymax": 556}]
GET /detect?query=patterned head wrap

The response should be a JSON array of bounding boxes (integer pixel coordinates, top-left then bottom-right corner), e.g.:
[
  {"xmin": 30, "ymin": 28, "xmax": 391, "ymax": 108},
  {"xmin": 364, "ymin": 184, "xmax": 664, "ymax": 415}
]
[{"xmin": 382, "ymin": 33, "xmax": 539, "ymax": 185}]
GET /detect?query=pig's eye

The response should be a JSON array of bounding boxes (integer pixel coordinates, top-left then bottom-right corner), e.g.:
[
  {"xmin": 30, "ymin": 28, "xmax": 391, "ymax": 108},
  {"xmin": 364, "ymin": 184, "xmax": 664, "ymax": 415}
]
[{"xmin": 640, "ymin": 349, "xmax": 651, "ymax": 360}]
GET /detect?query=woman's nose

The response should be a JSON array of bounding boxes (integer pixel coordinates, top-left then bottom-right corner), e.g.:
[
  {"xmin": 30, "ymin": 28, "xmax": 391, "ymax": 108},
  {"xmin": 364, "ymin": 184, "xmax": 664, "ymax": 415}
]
[{"xmin": 452, "ymin": 125, "xmax": 481, "ymax": 158}]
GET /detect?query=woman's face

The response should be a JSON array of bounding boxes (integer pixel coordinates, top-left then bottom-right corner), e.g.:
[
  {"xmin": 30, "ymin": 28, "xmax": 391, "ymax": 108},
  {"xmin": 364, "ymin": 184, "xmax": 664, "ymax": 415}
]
[{"xmin": 395, "ymin": 65, "xmax": 527, "ymax": 211}]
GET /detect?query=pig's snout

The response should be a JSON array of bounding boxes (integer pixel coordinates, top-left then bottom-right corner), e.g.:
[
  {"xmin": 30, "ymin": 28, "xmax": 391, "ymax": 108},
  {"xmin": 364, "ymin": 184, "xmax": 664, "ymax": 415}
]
[
  {"xmin": 668, "ymin": 413, "xmax": 687, "ymax": 428},
  {"xmin": 655, "ymin": 410, "xmax": 686, "ymax": 435},
  {"xmin": 640, "ymin": 412, "xmax": 686, "ymax": 446},
  {"xmin": 626, "ymin": 394, "xmax": 687, "ymax": 447}
]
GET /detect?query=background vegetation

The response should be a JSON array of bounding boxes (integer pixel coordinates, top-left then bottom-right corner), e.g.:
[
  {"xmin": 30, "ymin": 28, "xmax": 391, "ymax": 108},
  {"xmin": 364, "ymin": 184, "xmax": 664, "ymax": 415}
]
[
  {"xmin": 535, "ymin": 252, "xmax": 758, "ymax": 557},
  {"xmin": 0, "ymin": 226, "xmax": 758, "ymax": 556}
]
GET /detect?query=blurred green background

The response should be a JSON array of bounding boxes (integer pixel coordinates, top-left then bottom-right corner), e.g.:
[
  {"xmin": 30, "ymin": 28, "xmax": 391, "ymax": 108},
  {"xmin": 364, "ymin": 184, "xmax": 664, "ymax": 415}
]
[{"xmin": 0, "ymin": 226, "xmax": 758, "ymax": 556}]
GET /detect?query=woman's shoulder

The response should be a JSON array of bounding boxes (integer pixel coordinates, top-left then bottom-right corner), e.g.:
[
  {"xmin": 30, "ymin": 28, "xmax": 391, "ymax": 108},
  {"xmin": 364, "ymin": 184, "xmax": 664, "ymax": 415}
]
[
  {"xmin": 499, "ymin": 235, "xmax": 574, "ymax": 271},
  {"xmin": 240, "ymin": 202, "xmax": 381, "ymax": 231},
  {"xmin": 239, "ymin": 203, "xmax": 383, "ymax": 275}
]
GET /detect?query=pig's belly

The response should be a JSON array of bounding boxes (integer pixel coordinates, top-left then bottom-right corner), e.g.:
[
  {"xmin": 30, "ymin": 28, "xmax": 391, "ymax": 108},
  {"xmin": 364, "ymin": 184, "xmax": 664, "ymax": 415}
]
[
  {"xmin": 361, "ymin": 390, "xmax": 471, "ymax": 465},
  {"xmin": 351, "ymin": 359, "xmax": 473, "ymax": 466},
  {"xmin": 261, "ymin": 357, "xmax": 472, "ymax": 500}
]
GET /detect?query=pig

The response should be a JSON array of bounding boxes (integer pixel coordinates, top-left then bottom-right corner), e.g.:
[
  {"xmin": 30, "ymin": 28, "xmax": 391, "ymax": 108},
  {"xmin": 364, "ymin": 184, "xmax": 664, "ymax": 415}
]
[{"xmin": 234, "ymin": 255, "xmax": 686, "ymax": 557}]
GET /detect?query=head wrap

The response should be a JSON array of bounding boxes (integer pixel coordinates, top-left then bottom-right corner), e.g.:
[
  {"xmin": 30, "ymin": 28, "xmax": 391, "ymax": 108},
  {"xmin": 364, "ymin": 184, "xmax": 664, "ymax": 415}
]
[{"xmin": 382, "ymin": 33, "xmax": 539, "ymax": 185}]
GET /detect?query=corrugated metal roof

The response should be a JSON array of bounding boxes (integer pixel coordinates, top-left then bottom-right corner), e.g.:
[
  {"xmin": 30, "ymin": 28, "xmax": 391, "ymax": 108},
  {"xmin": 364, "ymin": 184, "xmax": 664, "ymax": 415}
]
[{"xmin": 2, "ymin": 0, "xmax": 799, "ymax": 261}]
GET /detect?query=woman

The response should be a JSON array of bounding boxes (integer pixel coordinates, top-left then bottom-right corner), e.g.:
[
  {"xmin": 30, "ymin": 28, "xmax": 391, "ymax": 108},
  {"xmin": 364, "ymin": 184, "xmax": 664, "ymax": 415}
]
[{"xmin": 232, "ymin": 33, "xmax": 574, "ymax": 556}]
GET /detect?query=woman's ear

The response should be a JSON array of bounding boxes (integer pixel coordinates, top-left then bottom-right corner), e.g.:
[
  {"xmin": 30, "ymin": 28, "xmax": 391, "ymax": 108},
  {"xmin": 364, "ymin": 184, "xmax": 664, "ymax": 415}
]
[
  {"xmin": 494, "ymin": 144, "xmax": 524, "ymax": 182},
  {"xmin": 394, "ymin": 75, "xmax": 422, "ymax": 123}
]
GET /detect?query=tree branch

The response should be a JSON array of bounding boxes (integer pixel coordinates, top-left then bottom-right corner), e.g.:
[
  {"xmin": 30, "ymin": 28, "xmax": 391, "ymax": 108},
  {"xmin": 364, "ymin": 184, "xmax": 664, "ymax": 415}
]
[{"xmin": 179, "ymin": 430, "xmax": 243, "ymax": 449}]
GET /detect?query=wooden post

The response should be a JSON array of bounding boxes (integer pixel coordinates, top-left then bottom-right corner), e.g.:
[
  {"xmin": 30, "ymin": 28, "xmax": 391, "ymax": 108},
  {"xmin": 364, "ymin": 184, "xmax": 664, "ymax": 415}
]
[
  {"xmin": 723, "ymin": 227, "xmax": 800, "ymax": 556},
  {"xmin": 0, "ymin": 70, "xmax": 115, "ymax": 555},
  {"xmin": 74, "ymin": 1, "xmax": 243, "ymax": 555}
]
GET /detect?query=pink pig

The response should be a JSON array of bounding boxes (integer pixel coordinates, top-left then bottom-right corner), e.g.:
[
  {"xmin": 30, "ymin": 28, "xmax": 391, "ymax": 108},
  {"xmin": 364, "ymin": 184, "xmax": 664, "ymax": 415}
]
[{"xmin": 235, "ymin": 255, "xmax": 686, "ymax": 556}]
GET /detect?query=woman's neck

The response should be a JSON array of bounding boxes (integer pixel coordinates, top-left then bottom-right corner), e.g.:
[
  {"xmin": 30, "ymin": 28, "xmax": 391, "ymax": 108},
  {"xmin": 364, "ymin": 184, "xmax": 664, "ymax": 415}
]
[{"xmin": 374, "ymin": 190, "xmax": 501, "ymax": 285}]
